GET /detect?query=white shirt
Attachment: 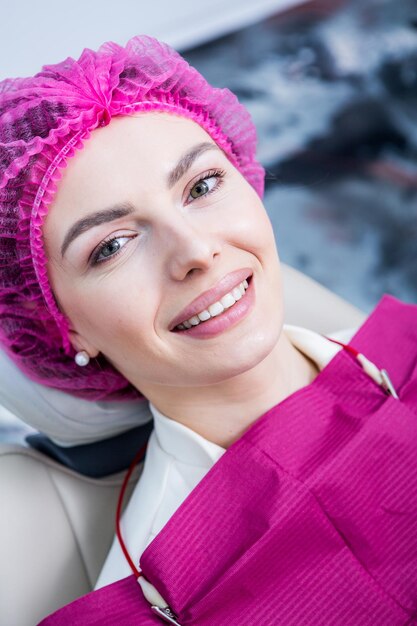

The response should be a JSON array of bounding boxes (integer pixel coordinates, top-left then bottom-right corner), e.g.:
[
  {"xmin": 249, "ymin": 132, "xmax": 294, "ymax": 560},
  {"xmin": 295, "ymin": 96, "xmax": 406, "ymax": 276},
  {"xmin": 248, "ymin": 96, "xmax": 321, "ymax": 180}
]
[{"xmin": 95, "ymin": 323, "xmax": 357, "ymax": 590}]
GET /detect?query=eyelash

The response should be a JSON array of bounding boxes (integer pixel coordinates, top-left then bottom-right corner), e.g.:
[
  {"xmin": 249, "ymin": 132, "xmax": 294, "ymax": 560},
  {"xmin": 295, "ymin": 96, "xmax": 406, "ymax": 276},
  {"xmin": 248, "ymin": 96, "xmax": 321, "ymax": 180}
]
[
  {"xmin": 186, "ymin": 168, "xmax": 225, "ymax": 204},
  {"xmin": 90, "ymin": 168, "xmax": 226, "ymax": 266},
  {"xmin": 90, "ymin": 234, "xmax": 136, "ymax": 266}
]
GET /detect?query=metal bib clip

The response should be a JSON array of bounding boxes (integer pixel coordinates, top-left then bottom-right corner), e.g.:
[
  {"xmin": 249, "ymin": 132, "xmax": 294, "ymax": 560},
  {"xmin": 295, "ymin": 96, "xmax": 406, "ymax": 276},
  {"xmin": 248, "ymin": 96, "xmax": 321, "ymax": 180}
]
[
  {"xmin": 151, "ymin": 605, "xmax": 182, "ymax": 625},
  {"xmin": 380, "ymin": 368, "xmax": 399, "ymax": 399}
]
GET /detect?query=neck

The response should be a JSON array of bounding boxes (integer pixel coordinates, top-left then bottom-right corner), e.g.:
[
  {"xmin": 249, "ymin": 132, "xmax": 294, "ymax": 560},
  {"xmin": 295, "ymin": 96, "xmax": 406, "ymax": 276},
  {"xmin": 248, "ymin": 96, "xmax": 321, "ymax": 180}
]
[{"xmin": 143, "ymin": 330, "xmax": 320, "ymax": 449}]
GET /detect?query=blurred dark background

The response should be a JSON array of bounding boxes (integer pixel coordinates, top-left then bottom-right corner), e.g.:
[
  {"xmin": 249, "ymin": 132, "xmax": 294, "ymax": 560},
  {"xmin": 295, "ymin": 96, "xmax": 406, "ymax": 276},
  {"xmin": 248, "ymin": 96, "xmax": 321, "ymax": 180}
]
[{"xmin": 184, "ymin": 0, "xmax": 417, "ymax": 314}]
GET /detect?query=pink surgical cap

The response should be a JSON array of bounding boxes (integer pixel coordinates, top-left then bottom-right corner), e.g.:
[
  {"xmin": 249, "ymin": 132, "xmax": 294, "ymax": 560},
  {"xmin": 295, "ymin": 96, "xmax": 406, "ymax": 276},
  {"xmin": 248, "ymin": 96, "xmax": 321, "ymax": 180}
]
[{"xmin": 0, "ymin": 34, "xmax": 265, "ymax": 401}]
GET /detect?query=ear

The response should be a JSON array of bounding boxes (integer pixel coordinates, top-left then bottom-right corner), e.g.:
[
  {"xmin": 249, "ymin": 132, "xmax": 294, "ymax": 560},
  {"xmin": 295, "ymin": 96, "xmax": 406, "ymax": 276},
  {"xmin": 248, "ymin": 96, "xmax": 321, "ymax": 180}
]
[{"xmin": 68, "ymin": 329, "xmax": 100, "ymax": 359}]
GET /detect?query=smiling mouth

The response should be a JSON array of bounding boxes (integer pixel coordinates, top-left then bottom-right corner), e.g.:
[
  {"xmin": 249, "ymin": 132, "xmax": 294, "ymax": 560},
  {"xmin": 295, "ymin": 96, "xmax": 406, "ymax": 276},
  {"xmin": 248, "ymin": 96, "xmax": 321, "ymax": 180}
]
[{"xmin": 173, "ymin": 274, "xmax": 253, "ymax": 331}]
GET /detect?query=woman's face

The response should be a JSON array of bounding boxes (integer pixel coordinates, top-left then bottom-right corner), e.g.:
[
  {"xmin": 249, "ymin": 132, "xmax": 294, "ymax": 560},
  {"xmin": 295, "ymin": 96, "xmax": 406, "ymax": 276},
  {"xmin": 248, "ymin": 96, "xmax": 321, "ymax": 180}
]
[{"xmin": 44, "ymin": 112, "xmax": 284, "ymax": 395}]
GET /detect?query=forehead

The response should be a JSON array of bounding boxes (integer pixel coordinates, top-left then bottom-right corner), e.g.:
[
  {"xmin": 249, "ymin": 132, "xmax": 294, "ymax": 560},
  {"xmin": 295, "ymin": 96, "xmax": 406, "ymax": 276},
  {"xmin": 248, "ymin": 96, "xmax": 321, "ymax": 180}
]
[{"xmin": 51, "ymin": 112, "xmax": 218, "ymax": 208}]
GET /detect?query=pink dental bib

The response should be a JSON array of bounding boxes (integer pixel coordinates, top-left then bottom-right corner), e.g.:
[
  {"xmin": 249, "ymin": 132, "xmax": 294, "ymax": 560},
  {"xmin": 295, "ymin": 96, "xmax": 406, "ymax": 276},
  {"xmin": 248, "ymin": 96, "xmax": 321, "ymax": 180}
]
[{"xmin": 38, "ymin": 294, "xmax": 417, "ymax": 625}]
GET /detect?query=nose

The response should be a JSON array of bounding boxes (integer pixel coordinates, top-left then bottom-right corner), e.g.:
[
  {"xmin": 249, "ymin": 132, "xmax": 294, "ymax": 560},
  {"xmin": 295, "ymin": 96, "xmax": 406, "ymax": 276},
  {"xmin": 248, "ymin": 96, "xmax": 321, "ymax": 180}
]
[{"xmin": 162, "ymin": 215, "xmax": 221, "ymax": 281}]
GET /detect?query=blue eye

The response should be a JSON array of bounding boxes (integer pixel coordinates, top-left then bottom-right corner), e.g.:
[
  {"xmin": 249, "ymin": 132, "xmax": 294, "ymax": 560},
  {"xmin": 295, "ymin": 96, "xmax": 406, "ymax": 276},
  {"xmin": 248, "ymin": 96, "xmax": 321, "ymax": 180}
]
[
  {"xmin": 91, "ymin": 234, "xmax": 135, "ymax": 266},
  {"xmin": 187, "ymin": 168, "xmax": 225, "ymax": 202}
]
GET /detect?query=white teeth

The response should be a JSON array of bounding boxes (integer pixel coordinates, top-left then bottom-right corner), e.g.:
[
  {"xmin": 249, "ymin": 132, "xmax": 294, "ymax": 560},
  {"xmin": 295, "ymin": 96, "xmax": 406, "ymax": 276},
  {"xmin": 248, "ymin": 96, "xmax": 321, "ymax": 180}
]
[
  {"xmin": 175, "ymin": 278, "xmax": 251, "ymax": 330},
  {"xmin": 220, "ymin": 293, "xmax": 236, "ymax": 309},
  {"xmin": 208, "ymin": 301, "xmax": 224, "ymax": 317},
  {"xmin": 198, "ymin": 310, "xmax": 211, "ymax": 321}
]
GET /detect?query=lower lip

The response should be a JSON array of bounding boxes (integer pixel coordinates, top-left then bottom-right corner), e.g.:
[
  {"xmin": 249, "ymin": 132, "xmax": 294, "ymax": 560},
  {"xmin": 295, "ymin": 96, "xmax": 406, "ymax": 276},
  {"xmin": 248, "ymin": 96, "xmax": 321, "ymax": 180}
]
[{"xmin": 172, "ymin": 276, "xmax": 255, "ymax": 339}]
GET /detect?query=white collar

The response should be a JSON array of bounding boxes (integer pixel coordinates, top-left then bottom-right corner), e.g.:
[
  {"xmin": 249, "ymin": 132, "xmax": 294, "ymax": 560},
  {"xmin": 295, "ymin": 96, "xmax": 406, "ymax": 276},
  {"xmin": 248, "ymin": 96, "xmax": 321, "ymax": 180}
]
[
  {"xmin": 149, "ymin": 402, "xmax": 225, "ymax": 467},
  {"xmin": 148, "ymin": 323, "xmax": 350, "ymax": 467}
]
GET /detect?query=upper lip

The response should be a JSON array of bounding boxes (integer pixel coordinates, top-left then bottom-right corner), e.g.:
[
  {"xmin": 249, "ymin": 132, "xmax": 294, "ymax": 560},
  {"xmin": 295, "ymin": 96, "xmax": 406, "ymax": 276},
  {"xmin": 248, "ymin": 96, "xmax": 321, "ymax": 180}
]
[{"xmin": 168, "ymin": 268, "xmax": 253, "ymax": 330}]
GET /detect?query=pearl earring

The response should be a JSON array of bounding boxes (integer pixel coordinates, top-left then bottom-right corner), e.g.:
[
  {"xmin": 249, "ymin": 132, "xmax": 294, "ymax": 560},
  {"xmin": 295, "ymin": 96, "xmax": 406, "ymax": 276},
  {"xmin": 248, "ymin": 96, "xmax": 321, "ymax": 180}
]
[{"xmin": 75, "ymin": 350, "xmax": 90, "ymax": 367}]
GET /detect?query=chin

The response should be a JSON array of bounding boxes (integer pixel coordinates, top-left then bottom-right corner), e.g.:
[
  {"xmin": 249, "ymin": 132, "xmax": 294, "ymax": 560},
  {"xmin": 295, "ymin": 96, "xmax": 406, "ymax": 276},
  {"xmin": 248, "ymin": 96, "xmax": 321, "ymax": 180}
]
[{"xmin": 206, "ymin": 328, "xmax": 281, "ymax": 383}]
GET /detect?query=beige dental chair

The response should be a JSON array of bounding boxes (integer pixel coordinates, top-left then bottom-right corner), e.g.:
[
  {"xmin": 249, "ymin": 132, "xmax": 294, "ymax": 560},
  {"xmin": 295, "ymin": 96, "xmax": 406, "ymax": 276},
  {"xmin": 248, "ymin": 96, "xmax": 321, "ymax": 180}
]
[{"xmin": 0, "ymin": 263, "xmax": 367, "ymax": 626}]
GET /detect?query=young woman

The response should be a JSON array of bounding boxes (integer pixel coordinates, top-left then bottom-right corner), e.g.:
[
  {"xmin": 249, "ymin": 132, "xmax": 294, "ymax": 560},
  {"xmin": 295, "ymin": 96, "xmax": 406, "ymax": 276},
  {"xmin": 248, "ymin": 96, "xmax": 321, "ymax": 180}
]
[{"xmin": 0, "ymin": 35, "xmax": 416, "ymax": 625}]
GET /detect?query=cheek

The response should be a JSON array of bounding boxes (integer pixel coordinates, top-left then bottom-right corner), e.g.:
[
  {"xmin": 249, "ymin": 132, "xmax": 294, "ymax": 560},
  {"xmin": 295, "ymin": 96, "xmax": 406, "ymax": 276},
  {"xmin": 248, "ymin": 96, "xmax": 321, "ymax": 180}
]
[
  {"xmin": 227, "ymin": 192, "xmax": 276, "ymax": 255},
  {"xmin": 56, "ymin": 275, "xmax": 150, "ymax": 347}
]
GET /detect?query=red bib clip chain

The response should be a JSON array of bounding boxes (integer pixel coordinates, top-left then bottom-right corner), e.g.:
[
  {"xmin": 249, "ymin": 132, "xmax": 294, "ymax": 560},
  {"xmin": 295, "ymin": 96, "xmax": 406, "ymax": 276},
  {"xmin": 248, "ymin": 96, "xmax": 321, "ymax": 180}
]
[
  {"xmin": 115, "ymin": 442, "xmax": 182, "ymax": 624},
  {"xmin": 323, "ymin": 336, "xmax": 399, "ymax": 399}
]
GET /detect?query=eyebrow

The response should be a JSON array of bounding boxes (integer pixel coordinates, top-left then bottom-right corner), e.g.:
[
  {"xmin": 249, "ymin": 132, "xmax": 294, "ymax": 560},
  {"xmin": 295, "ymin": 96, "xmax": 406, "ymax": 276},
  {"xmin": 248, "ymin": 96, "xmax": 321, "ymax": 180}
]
[
  {"xmin": 60, "ymin": 204, "xmax": 135, "ymax": 258},
  {"xmin": 60, "ymin": 141, "xmax": 221, "ymax": 258},
  {"xmin": 167, "ymin": 141, "xmax": 220, "ymax": 189}
]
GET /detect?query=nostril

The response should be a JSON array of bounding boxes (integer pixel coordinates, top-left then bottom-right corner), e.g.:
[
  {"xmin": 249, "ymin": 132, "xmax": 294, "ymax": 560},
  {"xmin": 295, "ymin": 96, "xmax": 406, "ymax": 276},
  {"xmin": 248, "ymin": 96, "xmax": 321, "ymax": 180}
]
[{"xmin": 186, "ymin": 268, "xmax": 199, "ymax": 279}]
